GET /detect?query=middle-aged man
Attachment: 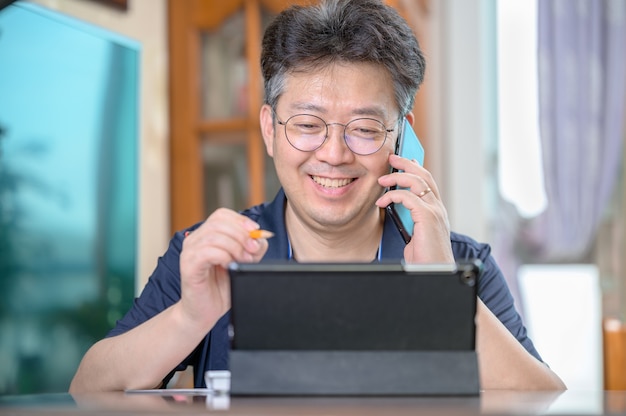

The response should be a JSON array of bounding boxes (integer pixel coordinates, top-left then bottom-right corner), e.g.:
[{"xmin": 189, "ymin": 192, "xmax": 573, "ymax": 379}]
[{"xmin": 70, "ymin": 0, "xmax": 566, "ymax": 392}]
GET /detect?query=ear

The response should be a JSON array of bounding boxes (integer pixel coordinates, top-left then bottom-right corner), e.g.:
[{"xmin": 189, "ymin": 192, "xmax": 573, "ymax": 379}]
[
  {"xmin": 391, "ymin": 111, "xmax": 416, "ymax": 149},
  {"xmin": 404, "ymin": 111, "xmax": 415, "ymax": 126},
  {"xmin": 260, "ymin": 104, "xmax": 275, "ymax": 157}
]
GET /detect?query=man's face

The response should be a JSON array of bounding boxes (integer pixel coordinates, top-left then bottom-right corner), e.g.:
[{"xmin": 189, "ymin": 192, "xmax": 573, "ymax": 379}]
[{"xmin": 260, "ymin": 62, "xmax": 399, "ymax": 232}]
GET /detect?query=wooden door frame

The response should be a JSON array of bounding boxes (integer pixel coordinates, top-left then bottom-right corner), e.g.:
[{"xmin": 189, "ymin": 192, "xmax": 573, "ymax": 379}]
[{"xmin": 169, "ymin": 0, "xmax": 203, "ymax": 233}]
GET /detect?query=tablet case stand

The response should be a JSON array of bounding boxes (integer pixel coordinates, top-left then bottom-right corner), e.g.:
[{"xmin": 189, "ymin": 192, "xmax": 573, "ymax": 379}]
[{"xmin": 230, "ymin": 350, "xmax": 479, "ymax": 396}]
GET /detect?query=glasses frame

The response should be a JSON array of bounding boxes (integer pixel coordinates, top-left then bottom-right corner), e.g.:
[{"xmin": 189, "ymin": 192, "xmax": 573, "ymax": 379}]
[{"xmin": 273, "ymin": 110, "xmax": 397, "ymax": 156}]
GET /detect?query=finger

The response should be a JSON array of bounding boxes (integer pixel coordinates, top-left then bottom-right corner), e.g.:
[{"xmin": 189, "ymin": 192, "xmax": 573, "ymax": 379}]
[
  {"xmin": 183, "ymin": 235, "xmax": 252, "ymax": 270},
  {"xmin": 416, "ymin": 188, "xmax": 432, "ymax": 198},
  {"xmin": 385, "ymin": 155, "xmax": 442, "ymax": 197},
  {"xmin": 389, "ymin": 153, "xmax": 421, "ymax": 170},
  {"xmin": 183, "ymin": 211, "xmax": 263, "ymax": 267},
  {"xmin": 378, "ymin": 173, "xmax": 438, "ymax": 202},
  {"xmin": 249, "ymin": 238, "xmax": 269, "ymax": 262},
  {"xmin": 376, "ymin": 187, "xmax": 422, "ymax": 210},
  {"xmin": 197, "ymin": 208, "xmax": 260, "ymax": 238},
  {"xmin": 189, "ymin": 209, "xmax": 260, "ymax": 247}
]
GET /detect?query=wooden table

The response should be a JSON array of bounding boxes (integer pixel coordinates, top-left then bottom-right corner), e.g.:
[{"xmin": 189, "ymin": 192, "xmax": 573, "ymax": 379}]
[{"xmin": 1, "ymin": 389, "xmax": 626, "ymax": 415}]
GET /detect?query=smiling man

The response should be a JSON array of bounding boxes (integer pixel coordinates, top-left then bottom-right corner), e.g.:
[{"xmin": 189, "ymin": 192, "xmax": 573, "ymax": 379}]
[
  {"xmin": 264, "ymin": 63, "xmax": 401, "ymax": 262},
  {"xmin": 69, "ymin": 0, "xmax": 565, "ymax": 393}
]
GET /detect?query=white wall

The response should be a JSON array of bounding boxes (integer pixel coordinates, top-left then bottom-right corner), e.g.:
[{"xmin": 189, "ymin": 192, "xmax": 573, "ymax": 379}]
[
  {"xmin": 27, "ymin": 0, "xmax": 170, "ymax": 292},
  {"xmin": 429, "ymin": 0, "xmax": 495, "ymax": 243}
]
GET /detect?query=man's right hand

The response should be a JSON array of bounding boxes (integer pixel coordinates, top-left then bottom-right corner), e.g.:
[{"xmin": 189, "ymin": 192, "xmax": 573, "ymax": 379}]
[
  {"xmin": 69, "ymin": 208, "xmax": 269, "ymax": 393},
  {"xmin": 178, "ymin": 208, "xmax": 269, "ymax": 330}
]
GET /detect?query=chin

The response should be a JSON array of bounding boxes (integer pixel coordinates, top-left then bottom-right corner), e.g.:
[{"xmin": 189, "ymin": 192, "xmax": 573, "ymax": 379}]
[{"xmin": 310, "ymin": 206, "xmax": 357, "ymax": 227}]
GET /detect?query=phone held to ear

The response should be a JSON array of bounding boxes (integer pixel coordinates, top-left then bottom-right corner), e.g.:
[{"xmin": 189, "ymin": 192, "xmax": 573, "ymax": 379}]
[{"xmin": 386, "ymin": 118, "xmax": 425, "ymax": 244}]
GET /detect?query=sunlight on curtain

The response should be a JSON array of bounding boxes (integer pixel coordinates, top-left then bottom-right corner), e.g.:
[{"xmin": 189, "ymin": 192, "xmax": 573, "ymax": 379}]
[{"xmin": 497, "ymin": 0, "xmax": 546, "ymax": 219}]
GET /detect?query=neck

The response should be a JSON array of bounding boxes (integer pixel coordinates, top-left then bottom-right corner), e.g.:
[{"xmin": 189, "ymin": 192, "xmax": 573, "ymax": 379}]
[{"xmin": 285, "ymin": 205, "xmax": 385, "ymax": 262}]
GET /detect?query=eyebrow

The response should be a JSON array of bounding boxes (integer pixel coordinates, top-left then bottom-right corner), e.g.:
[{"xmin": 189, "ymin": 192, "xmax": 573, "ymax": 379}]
[{"xmin": 288, "ymin": 102, "xmax": 389, "ymax": 120}]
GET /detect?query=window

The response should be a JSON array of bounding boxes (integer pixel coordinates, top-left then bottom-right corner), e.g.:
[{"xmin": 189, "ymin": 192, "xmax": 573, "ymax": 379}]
[
  {"xmin": 0, "ymin": 3, "xmax": 139, "ymax": 393},
  {"xmin": 496, "ymin": 0, "xmax": 546, "ymax": 218}
]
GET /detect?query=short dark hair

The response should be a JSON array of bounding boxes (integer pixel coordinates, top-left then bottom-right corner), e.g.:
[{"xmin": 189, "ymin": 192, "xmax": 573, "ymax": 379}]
[{"xmin": 261, "ymin": 0, "xmax": 426, "ymax": 117}]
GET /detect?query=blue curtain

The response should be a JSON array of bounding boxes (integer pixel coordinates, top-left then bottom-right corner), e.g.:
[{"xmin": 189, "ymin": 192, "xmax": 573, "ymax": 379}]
[{"xmin": 0, "ymin": 2, "xmax": 139, "ymax": 393}]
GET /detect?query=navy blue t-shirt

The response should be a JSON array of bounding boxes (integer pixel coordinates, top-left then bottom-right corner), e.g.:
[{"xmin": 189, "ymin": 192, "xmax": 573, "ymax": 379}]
[{"xmin": 108, "ymin": 188, "xmax": 540, "ymax": 388}]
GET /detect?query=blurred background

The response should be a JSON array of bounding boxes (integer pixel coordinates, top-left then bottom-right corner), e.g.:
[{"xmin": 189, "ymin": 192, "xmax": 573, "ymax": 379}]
[{"xmin": 0, "ymin": 0, "xmax": 624, "ymax": 395}]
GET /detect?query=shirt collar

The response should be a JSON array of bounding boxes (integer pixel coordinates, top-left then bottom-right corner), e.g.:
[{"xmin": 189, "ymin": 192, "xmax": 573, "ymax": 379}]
[{"xmin": 258, "ymin": 188, "xmax": 406, "ymax": 261}]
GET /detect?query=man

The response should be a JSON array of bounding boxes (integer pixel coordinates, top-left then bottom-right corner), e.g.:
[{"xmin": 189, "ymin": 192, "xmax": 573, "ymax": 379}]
[{"xmin": 70, "ymin": 0, "xmax": 565, "ymax": 392}]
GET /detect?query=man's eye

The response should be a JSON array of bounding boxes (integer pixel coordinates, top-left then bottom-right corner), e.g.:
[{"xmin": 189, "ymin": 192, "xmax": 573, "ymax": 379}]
[{"xmin": 295, "ymin": 123, "xmax": 322, "ymax": 131}]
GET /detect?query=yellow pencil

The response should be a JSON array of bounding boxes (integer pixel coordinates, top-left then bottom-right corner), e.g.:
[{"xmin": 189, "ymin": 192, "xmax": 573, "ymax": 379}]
[{"xmin": 249, "ymin": 229, "xmax": 274, "ymax": 239}]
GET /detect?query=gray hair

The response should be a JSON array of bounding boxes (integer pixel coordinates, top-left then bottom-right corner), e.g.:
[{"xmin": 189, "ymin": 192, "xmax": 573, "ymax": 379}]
[{"xmin": 261, "ymin": 0, "xmax": 426, "ymax": 117}]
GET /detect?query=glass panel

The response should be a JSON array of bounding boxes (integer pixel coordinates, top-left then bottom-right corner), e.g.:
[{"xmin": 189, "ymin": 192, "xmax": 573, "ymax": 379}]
[
  {"xmin": 0, "ymin": 3, "xmax": 139, "ymax": 393},
  {"xmin": 202, "ymin": 137, "xmax": 281, "ymax": 216},
  {"xmin": 200, "ymin": 5, "xmax": 282, "ymax": 216},
  {"xmin": 202, "ymin": 136, "xmax": 249, "ymax": 214},
  {"xmin": 200, "ymin": 10, "xmax": 247, "ymax": 120}
]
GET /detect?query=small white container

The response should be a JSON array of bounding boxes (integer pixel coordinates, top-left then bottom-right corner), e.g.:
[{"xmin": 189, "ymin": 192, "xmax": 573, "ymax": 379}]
[{"xmin": 204, "ymin": 370, "xmax": 231, "ymax": 394}]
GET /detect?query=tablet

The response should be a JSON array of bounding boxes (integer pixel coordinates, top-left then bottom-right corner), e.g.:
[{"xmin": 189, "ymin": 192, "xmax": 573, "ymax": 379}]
[
  {"xmin": 228, "ymin": 260, "xmax": 480, "ymax": 351},
  {"xmin": 227, "ymin": 260, "xmax": 482, "ymax": 395}
]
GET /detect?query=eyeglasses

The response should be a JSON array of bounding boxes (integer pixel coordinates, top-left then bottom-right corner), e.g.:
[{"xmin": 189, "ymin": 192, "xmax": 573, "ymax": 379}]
[{"xmin": 274, "ymin": 111, "xmax": 396, "ymax": 156}]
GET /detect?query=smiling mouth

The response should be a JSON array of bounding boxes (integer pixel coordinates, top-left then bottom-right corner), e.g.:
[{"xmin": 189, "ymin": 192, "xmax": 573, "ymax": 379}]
[{"xmin": 311, "ymin": 175, "xmax": 355, "ymax": 189}]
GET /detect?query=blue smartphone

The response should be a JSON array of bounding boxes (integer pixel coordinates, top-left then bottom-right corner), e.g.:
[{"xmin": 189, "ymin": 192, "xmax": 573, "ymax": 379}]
[{"xmin": 386, "ymin": 118, "xmax": 425, "ymax": 243}]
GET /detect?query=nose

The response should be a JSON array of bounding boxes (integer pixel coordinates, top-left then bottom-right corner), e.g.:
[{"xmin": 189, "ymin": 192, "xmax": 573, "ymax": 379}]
[{"xmin": 315, "ymin": 123, "xmax": 355, "ymax": 164}]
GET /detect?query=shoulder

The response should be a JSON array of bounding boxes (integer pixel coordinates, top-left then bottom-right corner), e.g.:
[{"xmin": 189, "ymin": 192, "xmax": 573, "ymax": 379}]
[
  {"xmin": 239, "ymin": 188, "xmax": 286, "ymax": 224},
  {"xmin": 448, "ymin": 231, "xmax": 501, "ymax": 290},
  {"xmin": 449, "ymin": 231, "xmax": 510, "ymax": 314},
  {"xmin": 449, "ymin": 231, "xmax": 541, "ymax": 359},
  {"xmin": 449, "ymin": 231, "xmax": 493, "ymax": 261},
  {"xmin": 240, "ymin": 201, "xmax": 268, "ymax": 222}
]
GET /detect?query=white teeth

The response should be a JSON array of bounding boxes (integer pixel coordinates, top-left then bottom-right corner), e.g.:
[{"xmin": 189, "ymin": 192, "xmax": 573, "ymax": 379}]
[{"xmin": 312, "ymin": 176, "xmax": 354, "ymax": 188}]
